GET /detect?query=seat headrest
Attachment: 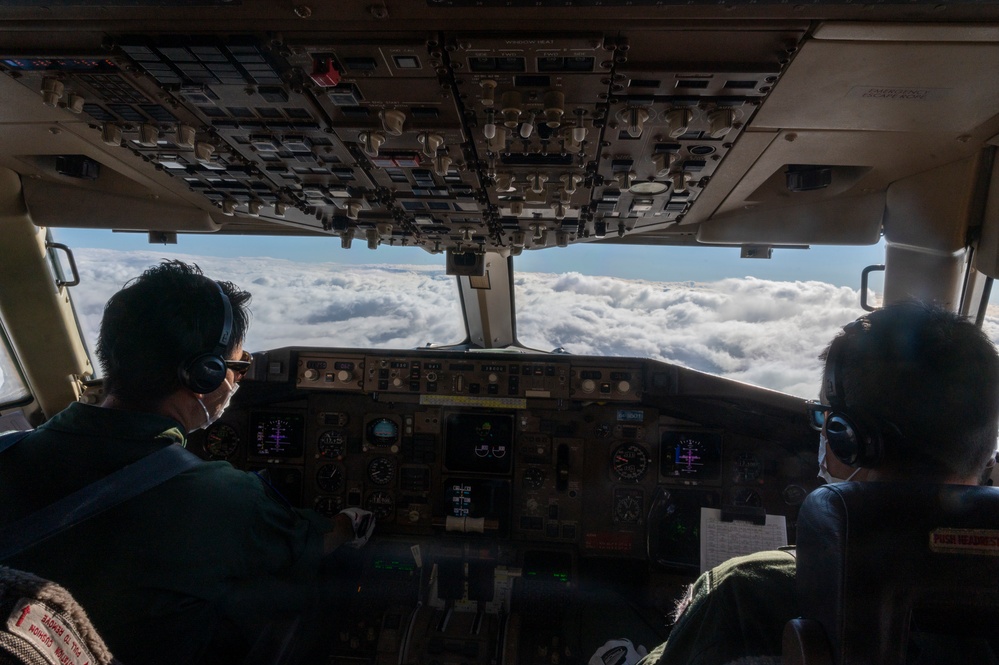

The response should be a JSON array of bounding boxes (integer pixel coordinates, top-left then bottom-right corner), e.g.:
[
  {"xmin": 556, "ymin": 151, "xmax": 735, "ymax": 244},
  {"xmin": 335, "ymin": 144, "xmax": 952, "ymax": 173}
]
[
  {"xmin": 0, "ymin": 566, "xmax": 116, "ymax": 665},
  {"xmin": 795, "ymin": 483, "xmax": 999, "ymax": 664}
]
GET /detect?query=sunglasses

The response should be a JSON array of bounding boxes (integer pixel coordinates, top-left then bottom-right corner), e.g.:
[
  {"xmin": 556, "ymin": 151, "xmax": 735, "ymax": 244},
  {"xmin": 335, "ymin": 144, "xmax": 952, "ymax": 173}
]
[
  {"xmin": 805, "ymin": 400, "xmax": 830, "ymax": 431},
  {"xmin": 224, "ymin": 350, "xmax": 252, "ymax": 378}
]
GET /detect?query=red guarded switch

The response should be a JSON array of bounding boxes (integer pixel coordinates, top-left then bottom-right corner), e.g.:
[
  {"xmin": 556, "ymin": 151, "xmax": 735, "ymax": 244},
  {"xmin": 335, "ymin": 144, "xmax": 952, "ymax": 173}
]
[{"xmin": 310, "ymin": 57, "xmax": 341, "ymax": 87}]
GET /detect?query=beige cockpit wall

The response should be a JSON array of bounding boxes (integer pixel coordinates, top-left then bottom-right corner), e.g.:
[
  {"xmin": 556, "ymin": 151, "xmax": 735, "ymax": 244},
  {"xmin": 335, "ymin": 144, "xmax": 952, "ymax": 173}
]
[
  {"xmin": 0, "ymin": 169, "xmax": 92, "ymax": 420},
  {"xmin": 685, "ymin": 23, "xmax": 999, "ymax": 312}
]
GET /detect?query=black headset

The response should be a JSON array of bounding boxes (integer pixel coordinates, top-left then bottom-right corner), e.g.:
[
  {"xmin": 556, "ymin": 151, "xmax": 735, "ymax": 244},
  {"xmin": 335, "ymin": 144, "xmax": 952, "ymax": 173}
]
[
  {"xmin": 177, "ymin": 280, "xmax": 233, "ymax": 394},
  {"xmin": 822, "ymin": 319, "xmax": 888, "ymax": 468}
]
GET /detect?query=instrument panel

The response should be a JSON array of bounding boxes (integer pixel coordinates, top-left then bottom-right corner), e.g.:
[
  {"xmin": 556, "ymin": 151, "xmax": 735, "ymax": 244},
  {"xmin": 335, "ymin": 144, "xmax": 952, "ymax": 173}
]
[
  {"xmin": 187, "ymin": 346, "xmax": 817, "ymax": 662},
  {"xmin": 190, "ymin": 347, "xmax": 818, "ymax": 568}
]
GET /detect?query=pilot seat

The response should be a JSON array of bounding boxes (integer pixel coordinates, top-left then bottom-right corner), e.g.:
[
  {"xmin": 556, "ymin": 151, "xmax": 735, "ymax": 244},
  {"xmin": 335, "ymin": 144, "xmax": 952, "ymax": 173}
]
[{"xmin": 783, "ymin": 482, "xmax": 999, "ymax": 665}]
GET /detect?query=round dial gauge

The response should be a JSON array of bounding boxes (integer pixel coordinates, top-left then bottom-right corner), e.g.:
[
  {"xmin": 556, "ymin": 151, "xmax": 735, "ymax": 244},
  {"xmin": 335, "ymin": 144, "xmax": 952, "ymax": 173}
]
[
  {"xmin": 364, "ymin": 490, "xmax": 395, "ymax": 521},
  {"xmin": 733, "ymin": 452, "xmax": 763, "ymax": 483},
  {"xmin": 613, "ymin": 490, "xmax": 643, "ymax": 523},
  {"xmin": 523, "ymin": 467, "xmax": 545, "ymax": 490},
  {"xmin": 318, "ymin": 429, "xmax": 347, "ymax": 458},
  {"xmin": 313, "ymin": 495, "xmax": 343, "ymax": 517},
  {"xmin": 204, "ymin": 423, "xmax": 239, "ymax": 460},
  {"xmin": 612, "ymin": 443, "xmax": 650, "ymax": 482},
  {"xmin": 782, "ymin": 484, "xmax": 807, "ymax": 506},
  {"xmin": 731, "ymin": 488, "xmax": 762, "ymax": 508},
  {"xmin": 366, "ymin": 418, "xmax": 399, "ymax": 447},
  {"xmin": 316, "ymin": 464, "xmax": 344, "ymax": 492},
  {"xmin": 367, "ymin": 456, "xmax": 396, "ymax": 485}
]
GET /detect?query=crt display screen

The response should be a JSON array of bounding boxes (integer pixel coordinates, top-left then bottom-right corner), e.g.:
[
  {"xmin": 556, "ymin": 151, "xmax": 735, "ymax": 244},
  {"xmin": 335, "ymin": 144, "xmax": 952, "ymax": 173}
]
[
  {"xmin": 443, "ymin": 477, "xmax": 511, "ymax": 529},
  {"xmin": 443, "ymin": 413, "xmax": 514, "ymax": 474},
  {"xmin": 659, "ymin": 430, "xmax": 723, "ymax": 482},
  {"xmin": 250, "ymin": 412, "xmax": 305, "ymax": 458}
]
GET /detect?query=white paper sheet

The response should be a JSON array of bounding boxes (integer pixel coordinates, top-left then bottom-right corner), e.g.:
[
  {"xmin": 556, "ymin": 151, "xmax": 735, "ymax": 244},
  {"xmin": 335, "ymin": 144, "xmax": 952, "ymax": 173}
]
[{"xmin": 699, "ymin": 507, "xmax": 788, "ymax": 573}]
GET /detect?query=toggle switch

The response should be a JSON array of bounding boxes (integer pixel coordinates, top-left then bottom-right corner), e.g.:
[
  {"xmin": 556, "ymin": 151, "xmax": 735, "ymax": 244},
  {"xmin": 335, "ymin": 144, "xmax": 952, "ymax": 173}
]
[
  {"xmin": 707, "ymin": 107, "xmax": 735, "ymax": 139},
  {"xmin": 358, "ymin": 131, "xmax": 386, "ymax": 157},
  {"xmin": 618, "ymin": 107, "xmax": 649, "ymax": 138},
  {"xmin": 666, "ymin": 108, "xmax": 692, "ymax": 138},
  {"xmin": 654, "ymin": 152, "xmax": 677, "ymax": 178},
  {"xmin": 379, "ymin": 109, "xmax": 406, "ymax": 136},
  {"xmin": 418, "ymin": 132, "xmax": 445, "ymax": 157},
  {"xmin": 101, "ymin": 123, "xmax": 122, "ymax": 147}
]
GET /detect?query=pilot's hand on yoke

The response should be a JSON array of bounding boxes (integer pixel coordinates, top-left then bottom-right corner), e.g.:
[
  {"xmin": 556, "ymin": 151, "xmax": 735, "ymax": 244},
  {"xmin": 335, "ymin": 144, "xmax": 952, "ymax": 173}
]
[
  {"xmin": 588, "ymin": 639, "xmax": 648, "ymax": 665},
  {"xmin": 338, "ymin": 507, "xmax": 376, "ymax": 548},
  {"xmin": 324, "ymin": 507, "xmax": 376, "ymax": 553}
]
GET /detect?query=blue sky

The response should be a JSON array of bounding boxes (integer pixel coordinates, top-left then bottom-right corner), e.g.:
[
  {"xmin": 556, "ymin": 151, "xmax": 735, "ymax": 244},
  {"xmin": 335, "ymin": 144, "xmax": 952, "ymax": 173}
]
[{"xmin": 53, "ymin": 227, "xmax": 887, "ymax": 289}]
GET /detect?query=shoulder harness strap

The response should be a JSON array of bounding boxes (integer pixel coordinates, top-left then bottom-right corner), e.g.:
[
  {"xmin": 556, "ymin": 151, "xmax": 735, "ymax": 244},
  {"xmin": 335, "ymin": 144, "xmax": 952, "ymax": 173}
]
[{"xmin": 0, "ymin": 443, "xmax": 202, "ymax": 562}]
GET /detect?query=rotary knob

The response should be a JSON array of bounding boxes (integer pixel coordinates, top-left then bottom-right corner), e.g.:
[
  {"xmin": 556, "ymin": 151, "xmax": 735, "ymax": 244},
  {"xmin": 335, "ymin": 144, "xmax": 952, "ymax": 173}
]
[
  {"xmin": 392, "ymin": 377, "xmax": 403, "ymax": 388},
  {"xmin": 337, "ymin": 370, "xmax": 352, "ymax": 382},
  {"xmin": 303, "ymin": 368, "xmax": 319, "ymax": 381},
  {"xmin": 580, "ymin": 379, "xmax": 596, "ymax": 394},
  {"xmin": 617, "ymin": 380, "xmax": 631, "ymax": 394}
]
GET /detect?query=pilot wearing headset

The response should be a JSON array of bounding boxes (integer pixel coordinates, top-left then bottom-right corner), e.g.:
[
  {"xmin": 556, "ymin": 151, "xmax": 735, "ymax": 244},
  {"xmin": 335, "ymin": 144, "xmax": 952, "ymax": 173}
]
[
  {"xmin": 0, "ymin": 261, "xmax": 374, "ymax": 665},
  {"xmin": 627, "ymin": 302, "xmax": 999, "ymax": 665}
]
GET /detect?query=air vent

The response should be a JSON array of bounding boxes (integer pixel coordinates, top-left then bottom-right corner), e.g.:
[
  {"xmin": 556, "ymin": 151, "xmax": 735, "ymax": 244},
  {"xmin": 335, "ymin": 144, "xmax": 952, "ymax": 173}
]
[{"xmin": 786, "ymin": 165, "xmax": 832, "ymax": 192}]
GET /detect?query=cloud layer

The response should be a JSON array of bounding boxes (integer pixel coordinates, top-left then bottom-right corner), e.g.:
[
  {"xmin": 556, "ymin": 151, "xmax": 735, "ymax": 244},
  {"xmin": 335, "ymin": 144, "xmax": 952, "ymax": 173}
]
[{"xmin": 12, "ymin": 247, "xmax": 995, "ymax": 401}]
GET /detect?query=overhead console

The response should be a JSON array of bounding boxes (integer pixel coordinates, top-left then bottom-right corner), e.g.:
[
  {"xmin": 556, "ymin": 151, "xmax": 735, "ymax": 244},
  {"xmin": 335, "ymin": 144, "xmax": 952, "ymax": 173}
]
[{"xmin": 0, "ymin": 23, "xmax": 806, "ymax": 253}]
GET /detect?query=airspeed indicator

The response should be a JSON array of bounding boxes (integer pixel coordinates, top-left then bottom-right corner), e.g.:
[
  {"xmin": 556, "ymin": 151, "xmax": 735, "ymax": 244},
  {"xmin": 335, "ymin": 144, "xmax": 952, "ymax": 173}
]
[
  {"xmin": 612, "ymin": 443, "xmax": 649, "ymax": 482},
  {"xmin": 204, "ymin": 423, "xmax": 239, "ymax": 460}
]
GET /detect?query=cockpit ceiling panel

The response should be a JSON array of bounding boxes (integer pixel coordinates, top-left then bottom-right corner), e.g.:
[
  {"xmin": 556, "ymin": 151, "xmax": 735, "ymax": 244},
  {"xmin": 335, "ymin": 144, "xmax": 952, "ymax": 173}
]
[{"xmin": 0, "ymin": 26, "xmax": 808, "ymax": 251}]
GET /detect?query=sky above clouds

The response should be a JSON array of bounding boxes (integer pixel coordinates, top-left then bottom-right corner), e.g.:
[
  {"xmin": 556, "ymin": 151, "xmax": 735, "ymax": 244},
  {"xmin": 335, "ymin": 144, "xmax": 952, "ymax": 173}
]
[
  {"xmin": 4, "ymin": 242, "xmax": 997, "ymax": 402},
  {"xmin": 63, "ymin": 247, "xmax": 887, "ymax": 399}
]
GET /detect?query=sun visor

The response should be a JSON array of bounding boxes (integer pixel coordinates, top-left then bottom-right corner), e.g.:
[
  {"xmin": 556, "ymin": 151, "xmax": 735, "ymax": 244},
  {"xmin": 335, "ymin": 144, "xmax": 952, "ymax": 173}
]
[
  {"xmin": 696, "ymin": 192, "xmax": 884, "ymax": 246},
  {"xmin": 22, "ymin": 177, "xmax": 218, "ymax": 232}
]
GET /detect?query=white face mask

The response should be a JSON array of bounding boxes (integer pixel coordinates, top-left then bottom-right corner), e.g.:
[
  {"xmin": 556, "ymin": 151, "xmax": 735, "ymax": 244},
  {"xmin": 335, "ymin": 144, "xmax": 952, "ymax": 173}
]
[
  {"xmin": 195, "ymin": 378, "xmax": 238, "ymax": 431},
  {"xmin": 817, "ymin": 432, "xmax": 861, "ymax": 484}
]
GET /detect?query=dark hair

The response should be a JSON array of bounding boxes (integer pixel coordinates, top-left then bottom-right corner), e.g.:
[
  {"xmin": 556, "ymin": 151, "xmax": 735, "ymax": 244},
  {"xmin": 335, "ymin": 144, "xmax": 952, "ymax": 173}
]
[
  {"xmin": 96, "ymin": 261, "xmax": 251, "ymax": 408},
  {"xmin": 821, "ymin": 302, "xmax": 999, "ymax": 481}
]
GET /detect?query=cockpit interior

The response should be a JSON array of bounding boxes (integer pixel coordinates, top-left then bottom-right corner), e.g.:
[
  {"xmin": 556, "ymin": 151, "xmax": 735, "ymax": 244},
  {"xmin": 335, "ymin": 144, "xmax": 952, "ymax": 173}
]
[{"xmin": 1, "ymin": 1, "xmax": 998, "ymax": 662}]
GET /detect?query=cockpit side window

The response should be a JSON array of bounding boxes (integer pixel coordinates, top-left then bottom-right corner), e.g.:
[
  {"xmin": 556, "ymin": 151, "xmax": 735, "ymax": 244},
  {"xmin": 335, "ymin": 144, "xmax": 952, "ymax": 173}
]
[{"xmin": 0, "ymin": 323, "xmax": 30, "ymax": 407}]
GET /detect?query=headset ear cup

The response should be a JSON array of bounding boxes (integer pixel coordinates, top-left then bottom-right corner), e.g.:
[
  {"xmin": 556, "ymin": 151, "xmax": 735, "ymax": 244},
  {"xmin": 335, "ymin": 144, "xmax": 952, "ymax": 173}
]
[
  {"xmin": 825, "ymin": 413, "xmax": 861, "ymax": 467},
  {"xmin": 826, "ymin": 412, "xmax": 883, "ymax": 468},
  {"xmin": 179, "ymin": 353, "xmax": 227, "ymax": 394},
  {"xmin": 177, "ymin": 280, "xmax": 234, "ymax": 395}
]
